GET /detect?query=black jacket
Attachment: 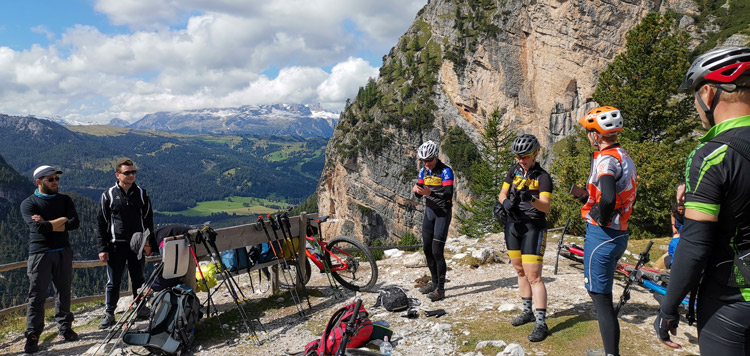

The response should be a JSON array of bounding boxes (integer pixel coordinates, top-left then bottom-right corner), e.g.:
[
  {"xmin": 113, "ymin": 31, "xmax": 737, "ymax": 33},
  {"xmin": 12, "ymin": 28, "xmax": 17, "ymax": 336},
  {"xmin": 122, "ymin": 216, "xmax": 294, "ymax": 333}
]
[{"xmin": 97, "ymin": 182, "xmax": 154, "ymax": 253}]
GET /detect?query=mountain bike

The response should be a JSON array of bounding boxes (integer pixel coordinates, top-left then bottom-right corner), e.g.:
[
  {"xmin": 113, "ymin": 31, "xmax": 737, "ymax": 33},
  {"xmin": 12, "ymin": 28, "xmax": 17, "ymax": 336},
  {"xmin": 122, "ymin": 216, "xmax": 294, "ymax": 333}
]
[{"xmin": 284, "ymin": 215, "xmax": 378, "ymax": 292}]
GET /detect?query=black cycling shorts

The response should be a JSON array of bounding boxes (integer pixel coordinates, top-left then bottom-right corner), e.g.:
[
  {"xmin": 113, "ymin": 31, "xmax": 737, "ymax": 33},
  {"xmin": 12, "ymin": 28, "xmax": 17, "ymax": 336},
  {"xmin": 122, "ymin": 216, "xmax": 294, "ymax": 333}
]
[
  {"xmin": 696, "ymin": 291, "xmax": 750, "ymax": 355},
  {"xmin": 505, "ymin": 220, "xmax": 547, "ymax": 264}
]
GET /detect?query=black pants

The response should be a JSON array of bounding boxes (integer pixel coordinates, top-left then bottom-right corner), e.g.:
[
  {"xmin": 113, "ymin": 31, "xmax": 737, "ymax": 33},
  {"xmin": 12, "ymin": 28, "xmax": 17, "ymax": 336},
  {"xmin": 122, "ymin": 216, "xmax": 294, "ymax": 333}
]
[
  {"xmin": 26, "ymin": 247, "xmax": 74, "ymax": 336},
  {"xmin": 105, "ymin": 243, "xmax": 145, "ymax": 314},
  {"xmin": 697, "ymin": 292, "xmax": 750, "ymax": 355},
  {"xmin": 422, "ymin": 207, "xmax": 451, "ymax": 290}
]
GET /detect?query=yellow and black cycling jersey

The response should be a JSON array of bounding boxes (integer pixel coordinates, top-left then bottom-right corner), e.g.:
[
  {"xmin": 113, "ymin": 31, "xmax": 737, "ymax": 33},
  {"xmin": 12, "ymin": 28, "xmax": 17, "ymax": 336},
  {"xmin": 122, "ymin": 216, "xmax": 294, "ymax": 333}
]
[{"xmin": 502, "ymin": 163, "xmax": 552, "ymax": 221}]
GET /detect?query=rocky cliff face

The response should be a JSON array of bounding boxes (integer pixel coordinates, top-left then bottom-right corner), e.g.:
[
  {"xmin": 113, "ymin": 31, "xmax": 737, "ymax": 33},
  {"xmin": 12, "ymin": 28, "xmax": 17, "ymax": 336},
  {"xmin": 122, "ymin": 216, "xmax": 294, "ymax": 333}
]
[{"xmin": 317, "ymin": 0, "xmax": 696, "ymax": 243}]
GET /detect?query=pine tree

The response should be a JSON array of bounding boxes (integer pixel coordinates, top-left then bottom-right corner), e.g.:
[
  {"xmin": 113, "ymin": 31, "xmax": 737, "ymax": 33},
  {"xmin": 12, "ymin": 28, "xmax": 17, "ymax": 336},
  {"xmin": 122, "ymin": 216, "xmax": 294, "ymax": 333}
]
[{"xmin": 456, "ymin": 111, "xmax": 515, "ymax": 238}]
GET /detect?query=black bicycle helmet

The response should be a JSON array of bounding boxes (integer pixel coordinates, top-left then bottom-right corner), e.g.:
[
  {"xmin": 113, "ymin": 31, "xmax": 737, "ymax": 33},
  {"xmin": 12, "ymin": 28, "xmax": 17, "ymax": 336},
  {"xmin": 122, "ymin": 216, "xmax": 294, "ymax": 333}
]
[{"xmin": 511, "ymin": 134, "xmax": 539, "ymax": 156}]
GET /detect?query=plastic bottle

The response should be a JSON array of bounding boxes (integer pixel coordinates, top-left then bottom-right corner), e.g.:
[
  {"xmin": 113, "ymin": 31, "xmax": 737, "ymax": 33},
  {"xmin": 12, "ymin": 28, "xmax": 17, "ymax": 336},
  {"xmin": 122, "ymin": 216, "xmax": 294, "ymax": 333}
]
[{"xmin": 380, "ymin": 336, "xmax": 393, "ymax": 355}]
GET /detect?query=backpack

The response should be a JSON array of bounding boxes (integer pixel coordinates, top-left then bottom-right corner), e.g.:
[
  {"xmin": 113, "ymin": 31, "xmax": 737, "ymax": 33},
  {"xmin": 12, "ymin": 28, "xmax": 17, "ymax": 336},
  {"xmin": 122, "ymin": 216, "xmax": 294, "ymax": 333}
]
[
  {"xmin": 373, "ymin": 285, "xmax": 411, "ymax": 312},
  {"xmin": 221, "ymin": 247, "xmax": 249, "ymax": 272},
  {"xmin": 304, "ymin": 302, "xmax": 373, "ymax": 356},
  {"xmin": 123, "ymin": 286, "xmax": 203, "ymax": 355}
]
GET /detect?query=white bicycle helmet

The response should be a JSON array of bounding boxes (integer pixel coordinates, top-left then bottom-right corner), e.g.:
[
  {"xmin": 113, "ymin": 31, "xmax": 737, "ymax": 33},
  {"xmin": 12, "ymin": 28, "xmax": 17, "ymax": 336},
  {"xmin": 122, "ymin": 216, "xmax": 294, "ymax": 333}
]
[{"xmin": 417, "ymin": 140, "xmax": 439, "ymax": 159}]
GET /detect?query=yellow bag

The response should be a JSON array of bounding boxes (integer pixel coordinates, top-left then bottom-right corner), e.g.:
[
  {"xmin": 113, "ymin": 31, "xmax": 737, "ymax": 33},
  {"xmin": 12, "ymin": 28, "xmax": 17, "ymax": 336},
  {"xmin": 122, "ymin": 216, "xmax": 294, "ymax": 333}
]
[
  {"xmin": 195, "ymin": 262, "xmax": 219, "ymax": 292},
  {"xmin": 274, "ymin": 237, "xmax": 300, "ymax": 259}
]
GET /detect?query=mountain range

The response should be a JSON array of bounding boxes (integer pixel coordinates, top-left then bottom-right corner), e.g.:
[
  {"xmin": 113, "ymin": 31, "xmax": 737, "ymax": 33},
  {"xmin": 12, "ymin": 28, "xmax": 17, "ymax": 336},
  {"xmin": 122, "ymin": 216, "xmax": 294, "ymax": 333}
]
[{"xmin": 48, "ymin": 104, "xmax": 340, "ymax": 138}]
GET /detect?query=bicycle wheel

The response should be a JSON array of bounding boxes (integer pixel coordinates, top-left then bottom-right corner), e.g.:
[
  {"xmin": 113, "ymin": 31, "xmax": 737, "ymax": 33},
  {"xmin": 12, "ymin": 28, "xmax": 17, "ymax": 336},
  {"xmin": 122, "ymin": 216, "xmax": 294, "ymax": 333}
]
[
  {"xmin": 279, "ymin": 257, "xmax": 312, "ymax": 289},
  {"xmin": 324, "ymin": 236, "xmax": 378, "ymax": 292}
]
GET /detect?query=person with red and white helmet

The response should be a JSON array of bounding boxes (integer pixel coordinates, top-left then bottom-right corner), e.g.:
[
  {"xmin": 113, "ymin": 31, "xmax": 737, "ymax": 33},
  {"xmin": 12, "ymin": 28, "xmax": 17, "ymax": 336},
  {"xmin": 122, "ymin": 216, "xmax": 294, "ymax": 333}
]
[
  {"xmin": 576, "ymin": 105, "xmax": 637, "ymax": 356},
  {"xmin": 655, "ymin": 46, "xmax": 750, "ymax": 354}
]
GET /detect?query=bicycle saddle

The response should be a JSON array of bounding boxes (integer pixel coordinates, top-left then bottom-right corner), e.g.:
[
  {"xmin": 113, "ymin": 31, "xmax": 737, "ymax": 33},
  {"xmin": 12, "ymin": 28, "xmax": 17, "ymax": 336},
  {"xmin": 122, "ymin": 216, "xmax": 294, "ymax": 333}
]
[{"xmin": 312, "ymin": 215, "xmax": 329, "ymax": 223}]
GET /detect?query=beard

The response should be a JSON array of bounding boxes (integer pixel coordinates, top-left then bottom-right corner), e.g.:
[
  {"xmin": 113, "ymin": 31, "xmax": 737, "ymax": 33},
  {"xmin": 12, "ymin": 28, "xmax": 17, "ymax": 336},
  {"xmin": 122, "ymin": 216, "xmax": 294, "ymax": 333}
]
[{"xmin": 40, "ymin": 185, "xmax": 58, "ymax": 195}]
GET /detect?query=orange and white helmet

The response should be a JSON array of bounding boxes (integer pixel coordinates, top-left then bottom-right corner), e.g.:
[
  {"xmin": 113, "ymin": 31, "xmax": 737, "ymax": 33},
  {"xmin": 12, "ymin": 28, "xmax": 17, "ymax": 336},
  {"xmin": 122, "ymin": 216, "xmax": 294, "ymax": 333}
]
[{"xmin": 579, "ymin": 106, "xmax": 623, "ymax": 135}]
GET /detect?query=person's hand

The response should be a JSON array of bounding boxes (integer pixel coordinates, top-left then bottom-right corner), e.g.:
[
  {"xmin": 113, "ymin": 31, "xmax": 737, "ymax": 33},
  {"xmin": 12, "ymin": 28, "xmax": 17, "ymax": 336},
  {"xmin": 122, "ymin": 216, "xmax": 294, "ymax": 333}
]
[
  {"xmin": 502, "ymin": 199, "xmax": 515, "ymax": 213},
  {"xmin": 31, "ymin": 214, "xmax": 43, "ymax": 222},
  {"xmin": 519, "ymin": 189, "xmax": 533, "ymax": 203},
  {"xmin": 98, "ymin": 252, "xmax": 109, "ymax": 263},
  {"xmin": 654, "ymin": 309, "xmax": 682, "ymax": 349}
]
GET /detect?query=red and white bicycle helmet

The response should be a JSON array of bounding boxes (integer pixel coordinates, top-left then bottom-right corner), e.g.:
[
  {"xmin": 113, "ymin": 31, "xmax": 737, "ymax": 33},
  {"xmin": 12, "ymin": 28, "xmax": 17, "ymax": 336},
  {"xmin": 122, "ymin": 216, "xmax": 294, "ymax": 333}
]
[{"xmin": 579, "ymin": 106, "xmax": 623, "ymax": 135}]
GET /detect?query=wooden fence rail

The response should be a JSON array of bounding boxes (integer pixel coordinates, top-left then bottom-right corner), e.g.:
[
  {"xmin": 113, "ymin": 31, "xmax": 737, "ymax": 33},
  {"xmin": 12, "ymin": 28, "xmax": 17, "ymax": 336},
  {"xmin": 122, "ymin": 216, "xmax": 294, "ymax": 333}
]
[{"xmin": 0, "ymin": 213, "xmax": 314, "ymax": 318}]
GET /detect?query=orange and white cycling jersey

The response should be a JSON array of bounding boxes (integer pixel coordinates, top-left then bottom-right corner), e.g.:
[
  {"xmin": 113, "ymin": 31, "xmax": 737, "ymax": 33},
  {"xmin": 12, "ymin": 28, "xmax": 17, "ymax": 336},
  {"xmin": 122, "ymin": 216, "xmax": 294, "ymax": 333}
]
[{"xmin": 581, "ymin": 144, "xmax": 637, "ymax": 230}]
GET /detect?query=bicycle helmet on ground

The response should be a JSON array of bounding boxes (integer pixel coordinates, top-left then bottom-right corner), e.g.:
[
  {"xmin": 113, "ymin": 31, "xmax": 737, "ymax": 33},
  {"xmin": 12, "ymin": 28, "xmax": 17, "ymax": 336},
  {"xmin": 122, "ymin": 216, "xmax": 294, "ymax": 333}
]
[
  {"xmin": 417, "ymin": 140, "xmax": 439, "ymax": 159},
  {"xmin": 510, "ymin": 134, "xmax": 539, "ymax": 156},
  {"xmin": 678, "ymin": 46, "xmax": 750, "ymax": 127},
  {"xmin": 579, "ymin": 106, "xmax": 623, "ymax": 135}
]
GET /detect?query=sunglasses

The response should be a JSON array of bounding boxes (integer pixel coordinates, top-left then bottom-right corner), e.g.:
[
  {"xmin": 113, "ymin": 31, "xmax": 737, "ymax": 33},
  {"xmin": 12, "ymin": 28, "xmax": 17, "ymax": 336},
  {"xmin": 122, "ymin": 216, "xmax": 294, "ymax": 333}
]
[
  {"xmin": 43, "ymin": 176, "xmax": 60, "ymax": 182},
  {"xmin": 119, "ymin": 170, "xmax": 137, "ymax": 176},
  {"xmin": 422, "ymin": 158, "xmax": 435, "ymax": 163},
  {"xmin": 515, "ymin": 154, "xmax": 533, "ymax": 160}
]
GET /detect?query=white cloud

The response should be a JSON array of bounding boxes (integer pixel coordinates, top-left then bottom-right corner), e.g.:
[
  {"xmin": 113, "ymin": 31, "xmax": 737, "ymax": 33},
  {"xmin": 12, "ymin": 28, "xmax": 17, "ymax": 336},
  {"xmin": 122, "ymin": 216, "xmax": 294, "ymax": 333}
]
[
  {"xmin": 318, "ymin": 57, "xmax": 379, "ymax": 108},
  {"xmin": 0, "ymin": 0, "xmax": 427, "ymax": 123},
  {"xmin": 30, "ymin": 25, "xmax": 56, "ymax": 41}
]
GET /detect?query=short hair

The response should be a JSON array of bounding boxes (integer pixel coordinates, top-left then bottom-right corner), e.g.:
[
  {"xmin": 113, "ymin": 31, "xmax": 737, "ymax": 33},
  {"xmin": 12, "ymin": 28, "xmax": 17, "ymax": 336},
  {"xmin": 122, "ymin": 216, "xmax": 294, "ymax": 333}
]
[
  {"xmin": 116, "ymin": 159, "xmax": 135, "ymax": 172},
  {"xmin": 720, "ymin": 87, "xmax": 750, "ymax": 104}
]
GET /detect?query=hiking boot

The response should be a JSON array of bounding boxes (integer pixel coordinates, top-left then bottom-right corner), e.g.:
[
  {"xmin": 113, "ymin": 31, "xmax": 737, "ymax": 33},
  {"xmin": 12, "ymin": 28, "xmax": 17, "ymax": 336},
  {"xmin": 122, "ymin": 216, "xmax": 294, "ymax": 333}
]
[
  {"xmin": 418, "ymin": 282, "xmax": 436, "ymax": 294},
  {"xmin": 59, "ymin": 329, "xmax": 79, "ymax": 342},
  {"xmin": 510, "ymin": 311, "xmax": 535, "ymax": 326},
  {"xmin": 427, "ymin": 289, "xmax": 445, "ymax": 301},
  {"xmin": 24, "ymin": 334, "xmax": 39, "ymax": 354},
  {"xmin": 528, "ymin": 322, "xmax": 549, "ymax": 342},
  {"xmin": 98, "ymin": 313, "xmax": 116, "ymax": 329},
  {"xmin": 136, "ymin": 306, "xmax": 151, "ymax": 320}
]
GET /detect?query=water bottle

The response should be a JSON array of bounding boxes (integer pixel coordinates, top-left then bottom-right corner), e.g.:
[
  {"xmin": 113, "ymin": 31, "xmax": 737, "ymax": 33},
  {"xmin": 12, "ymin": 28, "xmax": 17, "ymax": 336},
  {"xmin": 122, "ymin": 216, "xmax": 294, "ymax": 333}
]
[{"xmin": 380, "ymin": 336, "xmax": 393, "ymax": 355}]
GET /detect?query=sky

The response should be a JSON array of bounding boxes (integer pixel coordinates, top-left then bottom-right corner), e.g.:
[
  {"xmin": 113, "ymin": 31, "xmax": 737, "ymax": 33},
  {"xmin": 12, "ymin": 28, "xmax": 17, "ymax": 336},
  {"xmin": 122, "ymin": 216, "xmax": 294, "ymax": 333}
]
[{"xmin": 0, "ymin": 0, "xmax": 428, "ymax": 124}]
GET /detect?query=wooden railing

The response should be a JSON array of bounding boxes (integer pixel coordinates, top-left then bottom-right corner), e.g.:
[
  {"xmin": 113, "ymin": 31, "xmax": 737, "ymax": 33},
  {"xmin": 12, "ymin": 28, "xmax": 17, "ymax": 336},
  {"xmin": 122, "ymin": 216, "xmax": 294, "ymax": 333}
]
[{"xmin": 0, "ymin": 213, "xmax": 313, "ymax": 318}]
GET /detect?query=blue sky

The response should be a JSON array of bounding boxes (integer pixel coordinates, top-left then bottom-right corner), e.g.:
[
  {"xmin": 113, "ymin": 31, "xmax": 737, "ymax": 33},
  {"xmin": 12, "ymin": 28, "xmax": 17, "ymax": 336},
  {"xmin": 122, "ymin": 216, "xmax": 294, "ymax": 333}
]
[{"xmin": 0, "ymin": 0, "xmax": 427, "ymax": 123}]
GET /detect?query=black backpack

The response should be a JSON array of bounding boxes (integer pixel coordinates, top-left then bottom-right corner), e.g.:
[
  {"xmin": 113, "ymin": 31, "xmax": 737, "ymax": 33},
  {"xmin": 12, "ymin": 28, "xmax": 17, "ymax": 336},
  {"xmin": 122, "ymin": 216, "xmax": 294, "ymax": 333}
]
[
  {"xmin": 123, "ymin": 286, "xmax": 203, "ymax": 355},
  {"xmin": 373, "ymin": 286, "xmax": 410, "ymax": 312}
]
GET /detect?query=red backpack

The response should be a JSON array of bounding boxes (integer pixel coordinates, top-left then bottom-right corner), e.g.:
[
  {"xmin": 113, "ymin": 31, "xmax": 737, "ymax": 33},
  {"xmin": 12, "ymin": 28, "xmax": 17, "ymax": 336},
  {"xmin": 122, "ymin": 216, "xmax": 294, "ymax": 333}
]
[{"xmin": 305, "ymin": 301, "xmax": 374, "ymax": 356}]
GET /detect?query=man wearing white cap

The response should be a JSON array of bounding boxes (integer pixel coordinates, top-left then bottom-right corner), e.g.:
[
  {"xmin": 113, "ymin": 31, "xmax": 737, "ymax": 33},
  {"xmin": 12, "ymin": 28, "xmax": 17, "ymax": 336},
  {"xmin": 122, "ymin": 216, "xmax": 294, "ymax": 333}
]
[{"xmin": 20, "ymin": 165, "xmax": 80, "ymax": 353}]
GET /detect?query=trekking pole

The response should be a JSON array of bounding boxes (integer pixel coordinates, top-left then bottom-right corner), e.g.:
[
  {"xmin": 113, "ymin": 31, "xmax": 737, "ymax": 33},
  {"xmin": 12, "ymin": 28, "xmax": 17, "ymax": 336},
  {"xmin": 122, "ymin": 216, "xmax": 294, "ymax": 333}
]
[
  {"xmin": 554, "ymin": 218, "xmax": 572, "ymax": 275},
  {"xmin": 258, "ymin": 215, "xmax": 305, "ymax": 317},
  {"xmin": 268, "ymin": 213, "xmax": 306, "ymax": 314},
  {"xmin": 93, "ymin": 262, "xmax": 163, "ymax": 356},
  {"xmin": 198, "ymin": 226, "xmax": 264, "ymax": 344},
  {"xmin": 280, "ymin": 213, "xmax": 313, "ymax": 309},
  {"xmin": 615, "ymin": 240, "xmax": 654, "ymax": 315},
  {"xmin": 334, "ymin": 299, "xmax": 363, "ymax": 356},
  {"xmin": 185, "ymin": 231, "xmax": 229, "ymax": 343}
]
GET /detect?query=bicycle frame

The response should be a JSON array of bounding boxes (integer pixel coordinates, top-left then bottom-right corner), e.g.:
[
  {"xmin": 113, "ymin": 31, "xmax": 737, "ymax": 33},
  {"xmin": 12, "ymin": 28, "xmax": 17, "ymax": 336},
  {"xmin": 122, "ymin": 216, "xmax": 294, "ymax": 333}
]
[{"xmin": 304, "ymin": 234, "xmax": 355, "ymax": 273}]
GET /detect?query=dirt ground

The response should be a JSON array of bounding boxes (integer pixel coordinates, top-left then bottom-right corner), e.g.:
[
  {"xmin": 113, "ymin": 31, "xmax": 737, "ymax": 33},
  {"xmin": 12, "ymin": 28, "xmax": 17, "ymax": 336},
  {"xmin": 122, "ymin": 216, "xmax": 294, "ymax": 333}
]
[{"xmin": 0, "ymin": 232, "xmax": 700, "ymax": 356}]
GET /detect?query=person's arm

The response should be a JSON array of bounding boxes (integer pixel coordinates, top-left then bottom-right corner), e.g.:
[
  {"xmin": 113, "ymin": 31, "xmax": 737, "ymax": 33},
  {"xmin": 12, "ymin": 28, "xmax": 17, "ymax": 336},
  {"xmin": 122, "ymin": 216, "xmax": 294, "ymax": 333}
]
[
  {"xmin": 529, "ymin": 171, "xmax": 553, "ymax": 213},
  {"xmin": 64, "ymin": 195, "xmax": 80, "ymax": 232},
  {"xmin": 97, "ymin": 192, "xmax": 111, "ymax": 260},
  {"xmin": 595, "ymin": 174, "xmax": 616, "ymax": 226},
  {"xmin": 671, "ymin": 213, "xmax": 678, "ymax": 235},
  {"xmin": 21, "ymin": 199, "xmax": 54, "ymax": 234}
]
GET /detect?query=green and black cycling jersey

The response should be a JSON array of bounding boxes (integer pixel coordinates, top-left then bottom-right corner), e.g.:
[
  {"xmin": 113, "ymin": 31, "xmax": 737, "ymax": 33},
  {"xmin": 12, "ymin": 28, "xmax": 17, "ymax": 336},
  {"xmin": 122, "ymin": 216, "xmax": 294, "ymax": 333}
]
[{"xmin": 668, "ymin": 115, "xmax": 750, "ymax": 306}]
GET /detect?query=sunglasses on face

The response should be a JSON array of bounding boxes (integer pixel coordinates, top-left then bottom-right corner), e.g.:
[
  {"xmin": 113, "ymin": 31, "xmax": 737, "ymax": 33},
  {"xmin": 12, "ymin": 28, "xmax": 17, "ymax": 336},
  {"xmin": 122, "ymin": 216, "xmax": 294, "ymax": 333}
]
[
  {"xmin": 422, "ymin": 158, "xmax": 435, "ymax": 163},
  {"xmin": 43, "ymin": 176, "xmax": 60, "ymax": 182},
  {"xmin": 119, "ymin": 170, "xmax": 137, "ymax": 176},
  {"xmin": 515, "ymin": 154, "xmax": 533, "ymax": 160}
]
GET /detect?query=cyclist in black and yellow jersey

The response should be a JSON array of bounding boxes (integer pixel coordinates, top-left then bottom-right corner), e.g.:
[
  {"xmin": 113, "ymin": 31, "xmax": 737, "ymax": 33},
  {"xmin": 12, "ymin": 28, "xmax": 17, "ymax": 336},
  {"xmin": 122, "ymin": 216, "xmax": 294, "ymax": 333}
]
[
  {"xmin": 655, "ymin": 46, "xmax": 750, "ymax": 354},
  {"xmin": 498, "ymin": 134, "xmax": 553, "ymax": 342}
]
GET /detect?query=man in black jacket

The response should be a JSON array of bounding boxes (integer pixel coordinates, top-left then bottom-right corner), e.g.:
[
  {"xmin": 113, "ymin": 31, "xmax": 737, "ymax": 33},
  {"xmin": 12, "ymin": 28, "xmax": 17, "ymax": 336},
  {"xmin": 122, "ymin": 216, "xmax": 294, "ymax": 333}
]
[
  {"xmin": 97, "ymin": 159, "xmax": 155, "ymax": 329},
  {"xmin": 20, "ymin": 165, "xmax": 80, "ymax": 353}
]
